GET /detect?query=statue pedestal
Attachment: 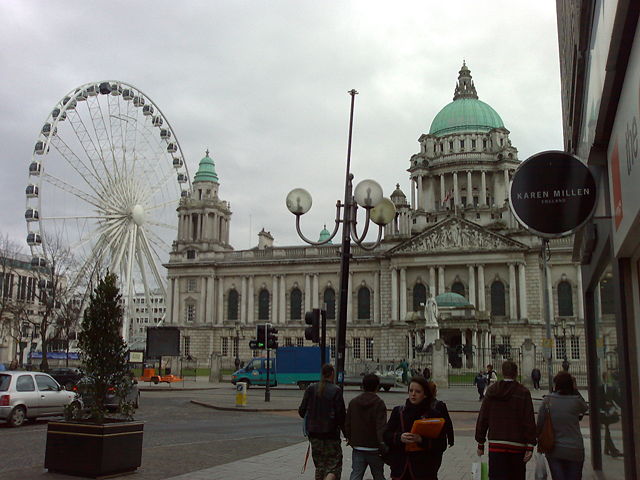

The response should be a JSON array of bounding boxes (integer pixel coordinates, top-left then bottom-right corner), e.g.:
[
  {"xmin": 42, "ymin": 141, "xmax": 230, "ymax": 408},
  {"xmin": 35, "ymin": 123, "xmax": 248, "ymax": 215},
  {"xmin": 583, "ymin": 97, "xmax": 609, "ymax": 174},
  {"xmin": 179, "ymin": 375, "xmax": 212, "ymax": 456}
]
[{"xmin": 431, "ymin": 339, "xmax": 449, "ymax": 389}]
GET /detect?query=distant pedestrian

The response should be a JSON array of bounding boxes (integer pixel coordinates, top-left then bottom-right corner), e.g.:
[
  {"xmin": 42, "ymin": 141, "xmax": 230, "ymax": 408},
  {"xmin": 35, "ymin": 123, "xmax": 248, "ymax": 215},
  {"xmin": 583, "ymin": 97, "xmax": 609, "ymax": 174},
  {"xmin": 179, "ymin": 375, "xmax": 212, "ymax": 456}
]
[
  {"xmin": 422, "ymin": 367, "xmax": 431, "ymax": 381},
  {"xmin": 398, "ymin": 359, "xmax": 409, "ymax": 385},
  {"xmin": 9, "ymin": 359, "xmax": 18, "ymax": 370},
  {"xmin": 475, "ymin": 360, "xmax": 536, "ymax": 480},
  {"xmin": 531, "ymin": 368, "xmax": 541, "ymax": 390},
  {"xmin": 537, "ymin": 371, "xmax": 588, "ymax": 480},
  {"xmin": 299, "ymin": 364, "xmax": 346, "ymax": 480},
  {"xmin": 234, "ymin": 357, "xmax": 241, "ymax": 371},
  {"xmin": 344, "ymin": 374, "xmax": 387, "ymax": 480},
  {"xmin": 383, "ymin": 376, "xmax": 454, "ymax": 480},
  {"xmin": 474, "ymin": 371, "xmax": 487, "ymax": 400},
  {"xmin": 484, "ymin": 364, "xmax": 497, "ymax": 396},
  {"xmin": 562, "ymin": 359, "xmax": 570, "ymax": 372}
]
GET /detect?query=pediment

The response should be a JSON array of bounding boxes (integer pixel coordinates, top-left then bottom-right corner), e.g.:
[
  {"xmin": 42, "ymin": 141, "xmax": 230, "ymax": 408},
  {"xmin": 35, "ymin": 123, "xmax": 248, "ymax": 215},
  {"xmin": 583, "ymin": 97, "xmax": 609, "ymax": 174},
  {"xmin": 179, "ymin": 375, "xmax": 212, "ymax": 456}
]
[{"xmin": 389, "ymin": 217, "xmax": 528, "ymax": 255}]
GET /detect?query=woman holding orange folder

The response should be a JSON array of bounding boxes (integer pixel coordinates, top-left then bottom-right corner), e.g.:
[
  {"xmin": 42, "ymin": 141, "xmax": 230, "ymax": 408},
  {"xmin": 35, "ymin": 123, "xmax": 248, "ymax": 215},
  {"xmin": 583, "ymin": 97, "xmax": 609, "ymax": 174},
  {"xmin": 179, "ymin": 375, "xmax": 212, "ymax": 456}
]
[{"xmin": 383, "ymin": 376, "xmax": 454, "ymax": 480}]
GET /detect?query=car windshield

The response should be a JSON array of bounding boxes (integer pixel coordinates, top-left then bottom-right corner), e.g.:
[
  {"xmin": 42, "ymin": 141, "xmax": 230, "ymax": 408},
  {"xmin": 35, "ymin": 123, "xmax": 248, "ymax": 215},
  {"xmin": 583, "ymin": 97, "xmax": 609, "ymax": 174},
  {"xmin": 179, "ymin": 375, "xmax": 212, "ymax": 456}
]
[{"xmin": 0, "ymin": 374, "xmax": 10, "ymax": 391}]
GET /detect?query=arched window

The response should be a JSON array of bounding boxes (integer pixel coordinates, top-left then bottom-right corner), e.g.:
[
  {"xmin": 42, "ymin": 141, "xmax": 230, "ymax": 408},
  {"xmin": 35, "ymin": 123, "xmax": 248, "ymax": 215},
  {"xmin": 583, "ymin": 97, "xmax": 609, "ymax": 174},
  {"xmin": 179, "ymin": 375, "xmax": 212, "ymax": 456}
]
[
  {"xmin": 490, "ymin": 281, "xmax": 506, "ymax": 316},
  {"xmin": 227, "ymin": 289, "xmax": 239, "ymax": 320},
  {"xmin": 324, "ymin": 288, "xmax": 336, "ymax": 320},
  {"xmin": 557, "ymin": 281, "xmax": 573, "ymax": 316},
  {"xmin": 290, "ymin": 288, "xmax": 302, "ymax": 320},
  {"xmin": 413, "ymin": 283, "xmax": 427, "ymax": 311},
  {"xmin": 258, "ymin": 289, "xmax": 270, "ymax": 320},
  {"xmin": 357, "ymin": 286, "xmax": 371, "ymax": 320},
  {"xmin": 451, "ymin": 281, "xmax": 465, "ymax": 297}
]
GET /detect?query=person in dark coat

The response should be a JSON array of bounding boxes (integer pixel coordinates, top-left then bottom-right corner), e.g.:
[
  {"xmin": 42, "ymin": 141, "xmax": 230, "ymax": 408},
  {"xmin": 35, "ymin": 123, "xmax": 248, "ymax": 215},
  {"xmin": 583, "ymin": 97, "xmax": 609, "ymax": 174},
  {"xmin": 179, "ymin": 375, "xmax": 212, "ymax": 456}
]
[
  {"xmin": 299, "ymin": 364, "xmax": 346, "ymax": 480},
  {"xmin": 383, "ymin": 376, "xmax": 454, "ymax": 480},
  {"xmin": 474, "ymin": 371, "xmax": 488, "ymax": 400},
  {"xmin": 531, "ymin": 368, "xmax": 541, "ymax": 390},
  {"xmin": 345, "ymin": 374, "xmax": 388, "ymax": 480}
]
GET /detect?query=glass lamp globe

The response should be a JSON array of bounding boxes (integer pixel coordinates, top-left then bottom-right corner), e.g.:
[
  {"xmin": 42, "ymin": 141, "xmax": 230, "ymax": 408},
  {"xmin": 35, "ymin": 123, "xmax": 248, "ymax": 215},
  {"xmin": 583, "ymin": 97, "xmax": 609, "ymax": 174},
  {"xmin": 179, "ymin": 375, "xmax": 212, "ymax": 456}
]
[
  {"xmin": 370, "ymin": 197, "xmax": 396, "ymax": 226},
  {"xmin": 286, "ymin": 188, "xmax": 312, "ymax": 215},
  {"xmin": 354, "ymin": 179, "xmax": 383, "ymax": 208}
]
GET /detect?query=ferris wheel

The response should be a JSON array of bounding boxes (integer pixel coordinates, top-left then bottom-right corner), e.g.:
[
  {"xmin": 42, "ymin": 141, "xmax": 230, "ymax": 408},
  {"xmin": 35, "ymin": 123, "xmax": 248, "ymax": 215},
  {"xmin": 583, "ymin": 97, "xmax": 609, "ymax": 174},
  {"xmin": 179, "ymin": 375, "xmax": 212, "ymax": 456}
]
[{"xmin": 25, "ymin": 81, "xmax": 190, "ymax": 340}]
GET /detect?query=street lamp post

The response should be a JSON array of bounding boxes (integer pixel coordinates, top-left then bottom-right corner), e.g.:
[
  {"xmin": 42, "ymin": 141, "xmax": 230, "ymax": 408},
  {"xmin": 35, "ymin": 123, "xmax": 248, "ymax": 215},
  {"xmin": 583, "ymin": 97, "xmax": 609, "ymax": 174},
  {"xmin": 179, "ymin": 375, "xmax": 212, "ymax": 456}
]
[{"xmin": 286, "ymin": 89, "xmax": 396, "ymax": 387}]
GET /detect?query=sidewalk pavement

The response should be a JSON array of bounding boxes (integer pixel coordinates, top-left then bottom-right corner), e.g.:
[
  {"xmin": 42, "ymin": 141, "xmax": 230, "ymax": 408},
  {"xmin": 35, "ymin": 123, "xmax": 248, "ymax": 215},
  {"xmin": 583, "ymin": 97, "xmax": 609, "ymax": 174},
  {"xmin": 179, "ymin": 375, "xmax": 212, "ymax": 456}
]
[{"xmin": 164, "ymin": 434, "xmax": 596, "ymax": 480}]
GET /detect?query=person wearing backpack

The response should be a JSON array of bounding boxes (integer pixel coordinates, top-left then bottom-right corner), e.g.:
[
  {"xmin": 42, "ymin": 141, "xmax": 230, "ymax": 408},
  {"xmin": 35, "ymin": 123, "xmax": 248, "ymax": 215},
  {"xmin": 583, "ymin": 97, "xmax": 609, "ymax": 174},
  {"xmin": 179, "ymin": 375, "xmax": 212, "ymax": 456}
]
[
  {"xmin": 383, "ymin": 376, "xmax": 454, "ymax": 479},
  {"xmin": 345, "ymin": 373, "xmax": 388, "ymax": 480},
  {"xmin": 299, "ymin": 364, "xmax": 346, "ymax": 480}
]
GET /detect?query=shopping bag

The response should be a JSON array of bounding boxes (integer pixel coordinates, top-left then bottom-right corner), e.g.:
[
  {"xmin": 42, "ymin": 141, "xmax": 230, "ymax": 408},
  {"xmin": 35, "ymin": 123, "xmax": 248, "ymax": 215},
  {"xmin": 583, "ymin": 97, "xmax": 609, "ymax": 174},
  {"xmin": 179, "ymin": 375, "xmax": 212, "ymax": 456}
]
[
  {"xmin": 481, "ymin": 461, "xmax": 489, "ymax": 480},
  {"xmin": 534, "ymin": 452, "xmax": 548, "ymax": 480},
  {"xmin": 471, "ymin": 462, "xmax": 481, "ymax": 480}
]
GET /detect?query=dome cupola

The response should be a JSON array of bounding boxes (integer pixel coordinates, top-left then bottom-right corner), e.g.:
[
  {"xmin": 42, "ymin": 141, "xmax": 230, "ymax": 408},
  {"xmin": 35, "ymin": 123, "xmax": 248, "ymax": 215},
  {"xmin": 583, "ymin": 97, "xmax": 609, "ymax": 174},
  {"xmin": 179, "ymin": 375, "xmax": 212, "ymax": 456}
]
[{"xmin": 193, "ymin": 149, "xmax": 219, "ymax": 183}]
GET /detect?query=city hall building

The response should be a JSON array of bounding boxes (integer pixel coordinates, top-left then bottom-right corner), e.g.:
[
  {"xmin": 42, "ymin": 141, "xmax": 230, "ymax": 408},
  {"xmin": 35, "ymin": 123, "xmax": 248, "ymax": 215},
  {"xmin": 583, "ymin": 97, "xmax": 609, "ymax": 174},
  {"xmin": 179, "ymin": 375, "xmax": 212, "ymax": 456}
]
[{"xmin": 164, "ymin": 64, "xmax": 587, "ymax": 384}]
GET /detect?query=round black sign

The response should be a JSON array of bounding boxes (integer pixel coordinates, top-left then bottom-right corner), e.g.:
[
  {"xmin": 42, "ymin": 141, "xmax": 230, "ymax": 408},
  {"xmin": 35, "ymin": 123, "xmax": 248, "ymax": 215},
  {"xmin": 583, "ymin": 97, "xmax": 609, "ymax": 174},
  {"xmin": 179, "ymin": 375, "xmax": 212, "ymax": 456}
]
[{"xmin": 509, "ymin": 150, "xmax": 597, "ymax": 238}]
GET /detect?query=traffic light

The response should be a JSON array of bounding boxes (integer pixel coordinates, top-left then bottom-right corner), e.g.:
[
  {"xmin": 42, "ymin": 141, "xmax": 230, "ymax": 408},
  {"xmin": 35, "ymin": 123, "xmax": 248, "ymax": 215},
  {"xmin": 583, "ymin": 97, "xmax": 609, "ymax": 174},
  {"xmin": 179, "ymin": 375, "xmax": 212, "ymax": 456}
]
[
  {"xmin": 304, "ymin": 309, "xmax": 320, "ymax": 343},
  {"xmin": 267, "ymin": 325, "xmax": 279, "ymax": 349},
  {"xmin": 256, "ymin": 323, "xmax": 267, "ymax": 349}
]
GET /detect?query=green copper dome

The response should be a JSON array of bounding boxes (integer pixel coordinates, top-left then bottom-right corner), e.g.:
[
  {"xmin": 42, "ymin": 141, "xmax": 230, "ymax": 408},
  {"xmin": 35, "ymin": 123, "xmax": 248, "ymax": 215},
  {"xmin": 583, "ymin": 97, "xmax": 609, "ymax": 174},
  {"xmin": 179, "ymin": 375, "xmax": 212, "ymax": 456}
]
[
  {"xmin": 193, "ymin": 150, "xmax": 219, "ymax": 183},
  {"xmin": 435, "ymin": 292, "xmax": 471, "ymax": 307},
  {"xmin": 318, "ymin": 225, "xmax": 333, "ymax": 244},
  {"xmin": 429, "ymin": 62, "xmax": 504, "ymax": 137},
  {"xmin": 429, "ymin": 98, "xmax": 504, "ymax": 137}
]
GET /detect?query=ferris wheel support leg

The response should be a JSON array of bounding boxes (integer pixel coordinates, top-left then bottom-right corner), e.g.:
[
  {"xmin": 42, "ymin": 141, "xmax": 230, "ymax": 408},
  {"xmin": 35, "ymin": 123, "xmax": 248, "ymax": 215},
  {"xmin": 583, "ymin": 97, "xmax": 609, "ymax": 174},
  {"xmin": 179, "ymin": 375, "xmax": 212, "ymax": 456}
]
[{"xmin": 139, "ymin": 228, "xmax": 167, "ymax": 297}]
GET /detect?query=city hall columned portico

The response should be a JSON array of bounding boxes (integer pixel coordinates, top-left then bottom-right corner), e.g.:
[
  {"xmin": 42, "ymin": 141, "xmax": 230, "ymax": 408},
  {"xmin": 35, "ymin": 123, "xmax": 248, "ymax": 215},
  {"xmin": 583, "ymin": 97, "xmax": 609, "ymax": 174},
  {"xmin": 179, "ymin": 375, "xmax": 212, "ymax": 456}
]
[{"xmin": 163, "ymin": 64, "xmax": 586, "ymax": 387}]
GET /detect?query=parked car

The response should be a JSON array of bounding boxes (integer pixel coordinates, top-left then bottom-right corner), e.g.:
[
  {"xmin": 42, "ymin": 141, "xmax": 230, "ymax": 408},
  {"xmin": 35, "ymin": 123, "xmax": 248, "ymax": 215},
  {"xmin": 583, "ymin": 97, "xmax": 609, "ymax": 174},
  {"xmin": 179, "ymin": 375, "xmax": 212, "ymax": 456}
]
[
  {"xmin": 73, "ymin": 376, "xmax": 140, "ymax": 412},
  {"xmin": 0, "ymin": 371, "xmax": 80, "ymax": 427},
  {"xmin": 48, "ymin": 367, "xmax": 82, "ymax": 390}
]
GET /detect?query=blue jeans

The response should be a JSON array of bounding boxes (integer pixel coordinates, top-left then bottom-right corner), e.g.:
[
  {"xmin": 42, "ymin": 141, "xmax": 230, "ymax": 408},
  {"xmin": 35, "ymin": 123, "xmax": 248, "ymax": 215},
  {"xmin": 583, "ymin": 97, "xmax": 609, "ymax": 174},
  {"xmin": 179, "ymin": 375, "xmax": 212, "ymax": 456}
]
[
  {"xmin": 546, "ymin": 456, "xmax": 583, "ymax": 480},
  {"xmin": 349, "ymin": 449, "xmax": 385, "ymax": 480}
]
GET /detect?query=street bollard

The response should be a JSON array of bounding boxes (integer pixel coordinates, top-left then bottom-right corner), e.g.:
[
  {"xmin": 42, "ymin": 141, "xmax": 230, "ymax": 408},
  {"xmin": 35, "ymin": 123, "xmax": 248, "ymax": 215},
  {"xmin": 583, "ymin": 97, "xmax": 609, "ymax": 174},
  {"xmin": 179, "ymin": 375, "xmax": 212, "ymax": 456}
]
[{"xmin": 235, "ymin": 382, "xmax": 247, "ymax": 407}]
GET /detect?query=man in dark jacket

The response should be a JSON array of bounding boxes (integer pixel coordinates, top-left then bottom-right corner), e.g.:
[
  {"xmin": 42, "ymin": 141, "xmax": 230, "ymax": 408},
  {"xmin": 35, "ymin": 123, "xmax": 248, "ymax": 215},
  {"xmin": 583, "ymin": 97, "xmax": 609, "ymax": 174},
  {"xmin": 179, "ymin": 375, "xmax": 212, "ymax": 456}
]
[
  {"xmin": 344, "ymin": 374, "xmax": 387, "ymax": 480},
  {"xmin": 299, "ymin": 364, "xmax": 346, "ymax": 480},
  {"xmin": 475, "ymin": 360, "xmax": 536, "ymax": 480}
]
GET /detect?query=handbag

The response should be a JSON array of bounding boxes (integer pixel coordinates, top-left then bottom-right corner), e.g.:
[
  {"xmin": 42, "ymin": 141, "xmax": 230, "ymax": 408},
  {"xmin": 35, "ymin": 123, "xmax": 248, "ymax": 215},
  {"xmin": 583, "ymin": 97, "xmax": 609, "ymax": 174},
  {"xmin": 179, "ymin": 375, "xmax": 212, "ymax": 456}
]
[
  {"xmin": 472, "ymin": 461, "xmax": 489, "ymax": 480},
  {"xmin": 381, "ymin": 407, "xmax": 404, "ymax": 465},
  {"xmin": 537, "ymin": 398, "xmax": 554, "ymax": 453}
]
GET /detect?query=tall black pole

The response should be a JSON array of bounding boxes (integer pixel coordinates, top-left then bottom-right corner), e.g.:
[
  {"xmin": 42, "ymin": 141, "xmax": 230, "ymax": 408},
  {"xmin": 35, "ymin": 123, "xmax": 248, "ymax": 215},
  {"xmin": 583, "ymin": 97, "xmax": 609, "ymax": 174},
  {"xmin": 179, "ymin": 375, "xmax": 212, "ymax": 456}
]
[
  {"xmin": 336, "ymin": 89, "xmax": 358, "ymax": 388},
  {"xmin": 541, "ymin": 239, "xmax": 554, "ymax": 393},
  {"xmin": 265, "ymin": 324, "xmax": 271, "ymax": 402}
]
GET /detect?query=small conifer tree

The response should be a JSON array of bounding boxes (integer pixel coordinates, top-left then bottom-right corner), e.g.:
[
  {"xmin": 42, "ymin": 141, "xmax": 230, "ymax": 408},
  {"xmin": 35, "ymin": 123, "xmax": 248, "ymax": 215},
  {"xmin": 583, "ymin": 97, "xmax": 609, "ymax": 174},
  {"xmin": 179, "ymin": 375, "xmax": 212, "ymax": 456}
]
[{"xmin": 77, "ymin": 272, "xmax": 133, "ymax": 422}]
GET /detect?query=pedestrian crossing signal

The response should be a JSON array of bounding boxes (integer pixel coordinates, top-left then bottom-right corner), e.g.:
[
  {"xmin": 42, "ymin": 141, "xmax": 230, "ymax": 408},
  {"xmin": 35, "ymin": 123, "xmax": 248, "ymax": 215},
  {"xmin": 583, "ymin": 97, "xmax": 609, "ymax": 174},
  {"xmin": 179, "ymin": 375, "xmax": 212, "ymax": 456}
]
[{"xmin": 304, "ymin": 309, "xmax": 320, "ymax": 343}]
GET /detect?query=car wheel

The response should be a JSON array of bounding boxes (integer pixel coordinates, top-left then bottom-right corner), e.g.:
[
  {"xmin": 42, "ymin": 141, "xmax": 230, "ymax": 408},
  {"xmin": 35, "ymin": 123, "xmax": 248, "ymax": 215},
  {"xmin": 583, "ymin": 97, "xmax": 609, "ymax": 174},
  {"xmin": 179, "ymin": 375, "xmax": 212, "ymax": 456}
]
[
  {"xmin": 68, "ymin": 401, "xmax": 81, "ymax": 418},
  {"xmin": 8, "ymin": 406, "xmax": 26, "ymax": 427},
  {"xmin": 297, "ymin": 381, "xmax": 309, "ymax": 390},
  {"xmin": 383, "ymin": 385, "xmax": 391, "ymax": 392},
  {"xmin": 152, "ymin": 376, "xmax": 159, "ymax": 384}
]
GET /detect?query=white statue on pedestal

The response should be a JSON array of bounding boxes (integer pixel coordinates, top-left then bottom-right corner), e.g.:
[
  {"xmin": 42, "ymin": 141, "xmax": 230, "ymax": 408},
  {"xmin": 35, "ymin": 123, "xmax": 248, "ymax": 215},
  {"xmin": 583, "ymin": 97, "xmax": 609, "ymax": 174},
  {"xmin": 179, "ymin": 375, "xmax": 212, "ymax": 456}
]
[{"xmin": 422, "ymin": 294, "xmax": 440, "ymax": 350}]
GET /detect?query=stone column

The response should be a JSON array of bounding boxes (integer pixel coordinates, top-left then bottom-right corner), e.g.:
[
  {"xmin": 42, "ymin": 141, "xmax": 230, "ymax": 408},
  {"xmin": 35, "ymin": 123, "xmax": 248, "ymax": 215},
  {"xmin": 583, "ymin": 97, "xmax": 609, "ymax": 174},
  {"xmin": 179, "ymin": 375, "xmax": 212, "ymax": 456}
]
[
  {"xmin": 509, "ymin": 263, "xmax": 517, "ymax": 319},
  {"xmin": 208, "ymin": 275, "xmax": 216, "ymax": 324},
  {"xmin": 198, "ymin": 277, "xmax": 206, "ymax": 324},
  {"xmin": 429, "ymin": 267, "xmax": 436, "ymax": 297},
  {"xmin": 312, "ymin": 274, "xmax": 319, "ymax": 309},
  {"xmin": 478, "ymin": 264, "xmax": 486, "ymax": 311},
  {"xmin": 400, "ymin": 267, "xmax": 407, "ymax": 321},
  {"xmin": 240, "ymin": 276, "xmax": 247, "ymax": 324},
  {"xmin": 453, "ymin": 172, "xmax": 459, "ymax": 206},
  {"xmin": 417, "ymin": 176, "xmax": 424, "ymax": 210},
  {"xmin": 503, "ymin": 169, "xmax": 510, "ymax": 204},
  {"xmin": 217, "ymin": 277, "xmax": 224, "ymax": 325},
  {"xmin": 172, "ymin": 277, "xmax": 180, "ymax": 325},
  {"xmin": 411, "ymin": 178, "xmax": 416, "ymax": 209},
  {"xmin": 391, "ymin": 268, "xmax": 398, "ymax": 321},
  {"xmin": 166, "ymin": 277, "xmax": 174, "ymax": 323},
  {"xmin": 468, "ymin": 265, "xmax": 476, "ymax": 307},
  {"xmin": 305, "ymin": 274, "xmax": 311, "ymax": 312},
  {"xmin": 472, "ymin": 330, "xmax": 479, "ymax": 369},
  {"xmin": 461, "ymin": 329, "xmax": 467, "ymax": 368},
  {"xmin": 440, "ymin": 174, "xmax": 446, "ymax": 206},
  {"xmin": 374, "ymin": 271, "xmax": 380, "ymax": 324},
  {"xmin": 467, "ymin": 171, "xmax": 473, "ymax": 205},
  {"xmin": 518, "ymin": 263, "xmax": 528, "ymax": 319},
  {"xmin": 347, "ymin": 273, "xmax": 353, "ymax": 322},
  {"xmin": 438, "ymin": 266, "xmax": 445, "ymax": 295},
  {"xmin": 521, "ymin": 339, "xmax": 536, "ymax": 388},
  {"xmin": 272, "ymin": 276, "xmax": 279, "ymax": 324},
  {"xmin": 247, "ymin": 277, "xmax": 254, "ymax": 324},
  {"xmin": 481, "ymin": 171, "xmax": 487, "ymax": 206},
  {"xmin": 576, "ymin": 264, "xmax": 584, "ymax": 320},
  {"xmin": 279, "ymin": 275, "xmax": 286, "ymax": 325}
]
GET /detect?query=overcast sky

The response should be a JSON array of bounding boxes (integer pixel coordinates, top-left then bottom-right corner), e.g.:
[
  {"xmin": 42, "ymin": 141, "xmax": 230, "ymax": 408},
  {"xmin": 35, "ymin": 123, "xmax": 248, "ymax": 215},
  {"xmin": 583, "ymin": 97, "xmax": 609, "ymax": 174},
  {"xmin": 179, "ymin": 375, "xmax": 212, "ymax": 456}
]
[{"xmin": 1, "ymin": 1, "xmax": 563, "ymax": 257}]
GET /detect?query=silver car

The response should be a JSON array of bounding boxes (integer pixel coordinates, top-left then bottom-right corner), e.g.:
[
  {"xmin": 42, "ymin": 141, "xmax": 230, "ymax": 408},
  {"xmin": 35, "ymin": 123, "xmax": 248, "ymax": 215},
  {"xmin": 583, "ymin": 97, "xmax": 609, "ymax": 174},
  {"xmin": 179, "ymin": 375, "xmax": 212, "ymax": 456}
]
[{"xmin": 0, "ymin": 371, "xmax": 80, "ymax": 427}]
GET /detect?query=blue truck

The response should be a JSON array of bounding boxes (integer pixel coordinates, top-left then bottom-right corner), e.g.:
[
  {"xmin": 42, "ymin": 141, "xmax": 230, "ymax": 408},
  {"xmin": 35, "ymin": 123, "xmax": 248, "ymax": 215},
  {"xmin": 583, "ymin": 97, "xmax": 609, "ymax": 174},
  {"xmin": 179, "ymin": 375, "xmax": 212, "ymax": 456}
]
[{"xmin": 231, "ymin": 346, "xmax": 330, "ymax": 389}]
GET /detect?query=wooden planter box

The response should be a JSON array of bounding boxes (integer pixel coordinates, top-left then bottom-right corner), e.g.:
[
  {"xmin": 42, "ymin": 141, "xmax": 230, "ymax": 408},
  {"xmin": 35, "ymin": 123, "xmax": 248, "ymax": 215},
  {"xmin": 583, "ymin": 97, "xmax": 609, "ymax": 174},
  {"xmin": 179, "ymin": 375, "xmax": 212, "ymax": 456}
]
[{"xmin": 45, "ymin": 420, "xmax": 143, "ymax": 478}]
